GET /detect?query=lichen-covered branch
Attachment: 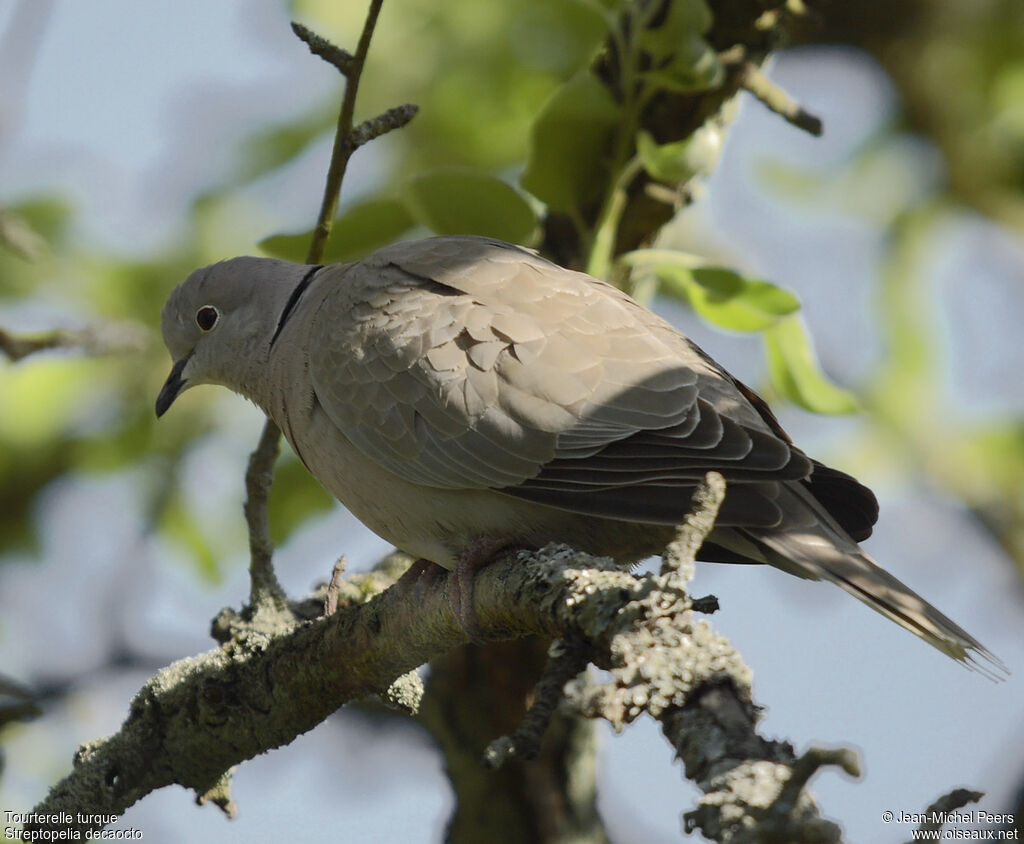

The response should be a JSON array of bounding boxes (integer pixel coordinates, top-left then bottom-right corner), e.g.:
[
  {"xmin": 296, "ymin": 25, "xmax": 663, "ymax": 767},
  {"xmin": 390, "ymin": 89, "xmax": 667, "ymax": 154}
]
[{"xmin": 27, "ymin": 475, "xmax": 852, "ymax": 842}]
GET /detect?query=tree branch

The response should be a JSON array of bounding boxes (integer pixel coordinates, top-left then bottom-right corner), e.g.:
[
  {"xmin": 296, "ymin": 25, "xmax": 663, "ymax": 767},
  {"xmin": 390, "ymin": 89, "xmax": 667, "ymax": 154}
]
[
  {"xmin": 0, "ymin": 206, "xmax": 47, "ymax": 260},
  {"xmin": 26, "ymin": 475, "xmax": 852, "ymax": 843},
  {"xmin": 732, "ymin": 58, "xmax": 823, "ymax": 137},
  {"xmin": 905, "ymin": 788, "xmax": 984, "ymax": 841},
  {"xmin": 482, "ymin": 637, "xmax": 591, "ymax": 768},
  {"xmin": 243, "ymin": 419, "xmax": 286, "ymax": 610},
  {"xmin": 0, "ymin": 323, "xmax": 147, "ymax": 363},
  {"xmin": 302, "ymin": 1, "xmax": 387, "ymax": 265},
  {"xmin": 290, "ymin": 23, "xmax": 356, "ymax": 76},
  {"xmin": 350, "ymin": 103, "xmax": 418, "ymax": 149}
]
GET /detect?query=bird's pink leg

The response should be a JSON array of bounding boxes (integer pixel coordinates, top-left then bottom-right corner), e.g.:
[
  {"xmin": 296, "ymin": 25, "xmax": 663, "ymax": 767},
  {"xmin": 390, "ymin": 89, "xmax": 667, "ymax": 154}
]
[
  {"xmin": 450, "ymin": 536, "xmax": 514, "ymax": 643},
  {"xmin": 392, "ymin": 557, "xmax": 447, "ymax": 597}
]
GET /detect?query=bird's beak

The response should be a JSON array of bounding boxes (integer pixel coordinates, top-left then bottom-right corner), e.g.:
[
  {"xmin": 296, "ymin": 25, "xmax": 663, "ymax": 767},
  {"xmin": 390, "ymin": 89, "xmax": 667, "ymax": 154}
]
[{"xmin": 155, "ymin": 354, "xmax": 191, "ymax": 418}]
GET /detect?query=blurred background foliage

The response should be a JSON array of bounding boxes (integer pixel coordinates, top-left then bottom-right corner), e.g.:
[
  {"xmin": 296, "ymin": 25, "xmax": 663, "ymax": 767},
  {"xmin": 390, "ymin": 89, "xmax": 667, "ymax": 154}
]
[
  {"xmin": 1, "ymin": 0, "xmax": 1023, "ymax": 837},
  {"xmin": 1, "ymin": 0, "xmax": 1021, "ymax": 579}
]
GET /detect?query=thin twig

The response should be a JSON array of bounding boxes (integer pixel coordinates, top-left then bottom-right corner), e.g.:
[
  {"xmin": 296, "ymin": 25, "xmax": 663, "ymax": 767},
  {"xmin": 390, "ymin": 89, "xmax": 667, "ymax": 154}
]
[
  {"xmin": 661, "ymin": 471, "xmax": 727, "ymax": 580},
  {"xmin": 0, "ymin": 672, "xmax": 42, "ymax": 727},
  {"xmin": 304, "ymin": 0, "xmax": 386, "ymax": 264},
  {"xmin": 483, "ymin": 638, "xmax": 591, "ymax": 768},
  {"xmin": 906, "ymin": 788, "xmax": 984, "ymax": 839},
  {"xmin": 323, "ymin": 556, "xmax": 348, "ymax": 616},
  {"xmin": 290, "ymin": 22, "xmax": 356, "ymax": 75},
  {"xmin": 690, "ymin": 594, "xmax": 720, "ymax": 614},
  {"xmin": 350, "ymin": 103, "xmax": 418, "ymax": 149},
  {"xmin": 0, "ymin": 324, "xmax": 147, "ymax": 362},
  {"xmin": 244, "ymin": 420, "xmax": 286, "ymax": 609},
  {"xmin": 244, "ymin": 2, "xmax": 397, "ymax": 608},
  {"xmin": 736, "ymin": 60, "xmax": 824, "ymax": 137},
  {"xmin": 0, "ymin": 327, "xmax": 79, "ymax": 361},
  {"xmin": 769, "ymin": 746, "xmax": 861, "ymax": 820},
  {"xmin": 0, "ymin": 207, "xmax": 47, "ymax": 260},
  {"xmin": 586, "ymin": 156, "xmax": 643, "ymax": 281}
]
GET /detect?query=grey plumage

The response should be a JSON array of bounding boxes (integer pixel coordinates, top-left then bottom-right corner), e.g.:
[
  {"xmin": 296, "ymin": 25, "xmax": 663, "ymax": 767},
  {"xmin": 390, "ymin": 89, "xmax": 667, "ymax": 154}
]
[{"xmin": 157, "ymin": 235, "xmax": 1002, "ymax": 673}]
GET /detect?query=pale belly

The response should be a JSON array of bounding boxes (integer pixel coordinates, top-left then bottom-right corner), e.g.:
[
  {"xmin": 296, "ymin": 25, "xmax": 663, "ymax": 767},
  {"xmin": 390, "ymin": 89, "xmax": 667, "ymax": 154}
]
[{"xmin": 277, "ymin": 399, "xmax": 670, "ymax": 568}]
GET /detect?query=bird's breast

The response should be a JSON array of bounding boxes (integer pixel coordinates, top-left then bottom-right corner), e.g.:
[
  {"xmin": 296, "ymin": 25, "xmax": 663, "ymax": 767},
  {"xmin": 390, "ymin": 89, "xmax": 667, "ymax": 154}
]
[{"xmin": 269, "ymin": 378, "xmax": 665, "ymax": 568}]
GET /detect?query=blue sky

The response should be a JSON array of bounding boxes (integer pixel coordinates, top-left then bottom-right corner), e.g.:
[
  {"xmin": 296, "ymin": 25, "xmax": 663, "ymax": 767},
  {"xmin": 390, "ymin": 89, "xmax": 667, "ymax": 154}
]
[{"xmin": 2, "ymin": 2, "xmax": 1024, "ymax": 842}]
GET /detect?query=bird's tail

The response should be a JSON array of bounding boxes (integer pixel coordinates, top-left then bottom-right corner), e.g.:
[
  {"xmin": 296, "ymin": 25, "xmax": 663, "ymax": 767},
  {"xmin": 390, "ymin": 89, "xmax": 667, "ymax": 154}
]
[{"xmin": 739, "ymin": 485, "xmax": 1006, "ymax": 679}]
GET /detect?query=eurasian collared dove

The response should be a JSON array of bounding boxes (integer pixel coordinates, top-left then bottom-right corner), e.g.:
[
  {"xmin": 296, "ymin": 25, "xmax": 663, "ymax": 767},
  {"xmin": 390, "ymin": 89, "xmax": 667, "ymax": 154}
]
[{"xmin": 157, "ymin": 234, "xmax": 1000, "ymax": 672}]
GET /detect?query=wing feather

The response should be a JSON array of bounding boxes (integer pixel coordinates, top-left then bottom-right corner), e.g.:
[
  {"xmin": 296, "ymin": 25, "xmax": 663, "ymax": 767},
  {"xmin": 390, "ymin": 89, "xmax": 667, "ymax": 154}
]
[{"xmin": 308, "ymin": 237, "xmax": 810, "ymax": 535}]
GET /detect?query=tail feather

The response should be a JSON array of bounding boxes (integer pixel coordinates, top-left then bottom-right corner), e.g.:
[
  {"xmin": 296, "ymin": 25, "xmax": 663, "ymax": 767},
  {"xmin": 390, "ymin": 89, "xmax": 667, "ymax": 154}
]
[{"xmin": 731, "ymin": 484, "xmax": 1006, "ymax": 678}]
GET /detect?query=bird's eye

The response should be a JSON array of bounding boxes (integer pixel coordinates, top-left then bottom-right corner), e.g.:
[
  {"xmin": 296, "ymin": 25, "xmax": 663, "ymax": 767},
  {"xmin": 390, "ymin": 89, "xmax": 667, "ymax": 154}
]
[{"xmin": 195, "ymin": 305, "xmax": 220, "ymax": 332}]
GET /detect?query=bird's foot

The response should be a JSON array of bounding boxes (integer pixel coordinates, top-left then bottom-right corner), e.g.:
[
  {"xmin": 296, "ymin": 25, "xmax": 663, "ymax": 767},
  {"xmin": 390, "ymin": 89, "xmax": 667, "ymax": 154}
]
[
  {"xmin": 393, "ymin": 557, "xmax": 447, "ymax": 597},
  {"xmin": 450, "ymin": 536, "xmax": 514, "ymax": 644}
]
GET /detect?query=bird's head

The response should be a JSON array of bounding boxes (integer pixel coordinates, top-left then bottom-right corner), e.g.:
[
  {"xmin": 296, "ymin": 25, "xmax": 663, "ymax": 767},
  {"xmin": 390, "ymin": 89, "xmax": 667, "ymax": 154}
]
[{"xmin": 156, "ymin": 257, "xmax": 315, "ymax": 417}]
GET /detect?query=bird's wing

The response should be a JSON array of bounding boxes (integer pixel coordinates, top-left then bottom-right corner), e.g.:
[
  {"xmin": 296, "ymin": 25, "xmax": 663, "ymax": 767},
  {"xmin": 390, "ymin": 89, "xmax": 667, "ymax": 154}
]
[
  {"xmin": 306, "ymin": 236, "xmax": 1001, "ymax": 670},
  {"xmin": 307, "ymin": 236, "xmax": 811, "ymax": 527}
]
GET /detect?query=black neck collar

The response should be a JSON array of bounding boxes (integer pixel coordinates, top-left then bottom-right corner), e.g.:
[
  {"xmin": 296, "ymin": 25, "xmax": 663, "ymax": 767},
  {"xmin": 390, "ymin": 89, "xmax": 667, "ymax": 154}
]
[{"xmin": 270, "ymin": 264, "xmax": 323, "ymax": 349}]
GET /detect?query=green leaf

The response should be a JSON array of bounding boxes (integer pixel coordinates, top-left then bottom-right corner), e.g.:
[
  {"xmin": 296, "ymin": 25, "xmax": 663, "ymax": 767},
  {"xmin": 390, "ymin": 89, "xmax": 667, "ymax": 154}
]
[
  {"xmin": 640, "ymin": 37, "xmax": 722, "ymax": 93},
  {"xmin": 403, "ymin": 168, "xmax": 537, "ymax": 242},
  {"xmin": 259, "ymin": 198, "xmax": 415, "ymax": 264},
  {"xmin": 258, "ymin": 231, "xmax": 314, "ymax": 263},
  {"xmin": 635, "ymin": 0, "xmax": 720, "ymax": 95},
  {"xmin": 635, "ymin": 0, "xmax": 712, "ymax": 59},
  {"xmin": 636, "ymin": 130, "xmax": 699, "ymax": 183},
  {"xmin": 691, "ymin": 268, "xmax": 800, "ymax": 315},
  {"xmin": 521, "ymin": 71, "xmax": 622, "ymax": 214},
  {"xmin": 764, "ymin": 315, "xmax": 859, "ymax": 415},
  {"xmin": 652, "ymin": 263, "xmax": 800, "ymax": 332}
]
